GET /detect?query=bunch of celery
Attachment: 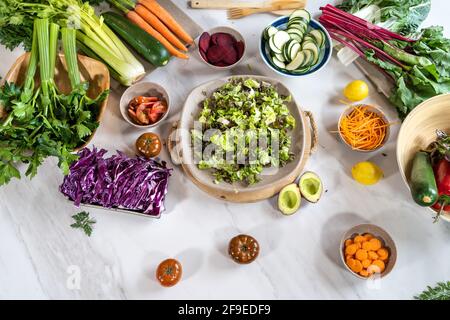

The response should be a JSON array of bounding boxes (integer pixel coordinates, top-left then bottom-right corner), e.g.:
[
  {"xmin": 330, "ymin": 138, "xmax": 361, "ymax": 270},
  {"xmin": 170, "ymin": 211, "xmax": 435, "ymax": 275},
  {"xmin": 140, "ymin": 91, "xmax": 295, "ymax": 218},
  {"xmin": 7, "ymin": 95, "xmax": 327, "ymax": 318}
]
[
  {"xmin": 0, "ymin": 0, "xmax": 144, "ymax": 86},
  {"xmin": 0, "ymin": 18, "xmax": 108, "ymax": 186}
]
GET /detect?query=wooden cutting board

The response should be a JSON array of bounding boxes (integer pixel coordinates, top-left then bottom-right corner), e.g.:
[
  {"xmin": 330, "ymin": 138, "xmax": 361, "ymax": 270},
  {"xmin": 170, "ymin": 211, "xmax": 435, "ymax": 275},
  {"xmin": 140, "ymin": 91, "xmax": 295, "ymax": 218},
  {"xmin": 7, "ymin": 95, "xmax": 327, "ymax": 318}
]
[
  {"xmin": 190, "ymin": 0, "xmax": 305, "ymax": 15},
  {"xmin": 111, "ymin": 0, "xmax": 203, "ymax": 89}
]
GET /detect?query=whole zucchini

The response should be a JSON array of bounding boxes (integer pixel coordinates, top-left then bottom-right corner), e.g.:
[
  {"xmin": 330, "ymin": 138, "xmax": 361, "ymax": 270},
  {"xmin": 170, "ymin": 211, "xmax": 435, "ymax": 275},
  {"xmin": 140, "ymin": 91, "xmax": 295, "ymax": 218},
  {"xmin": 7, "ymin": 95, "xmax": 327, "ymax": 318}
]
[
  {"xmin": 103, "ymin": 12, "xmax": 170, "ymax": 67},
  {"xmin": 410, "ymin": 151, "xmax": 438, "ymax": 206}
]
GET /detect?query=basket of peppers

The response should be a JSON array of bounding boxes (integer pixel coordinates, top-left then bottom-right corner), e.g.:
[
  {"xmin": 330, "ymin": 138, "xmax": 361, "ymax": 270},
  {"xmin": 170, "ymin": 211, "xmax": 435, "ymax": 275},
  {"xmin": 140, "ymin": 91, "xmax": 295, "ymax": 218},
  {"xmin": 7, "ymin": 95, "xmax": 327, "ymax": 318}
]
[{"xmin": 410, "ymin": 130, "xmax": 450, "ymax": 222}]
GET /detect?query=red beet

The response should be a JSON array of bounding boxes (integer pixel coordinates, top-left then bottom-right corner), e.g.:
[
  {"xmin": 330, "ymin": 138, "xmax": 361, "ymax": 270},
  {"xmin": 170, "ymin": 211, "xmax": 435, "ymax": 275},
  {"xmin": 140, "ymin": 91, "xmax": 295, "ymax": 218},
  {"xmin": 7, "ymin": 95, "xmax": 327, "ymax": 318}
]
[
  {"xmin": 199, "ymin": 49, "xmax": 208, "ymax": 62},
  {"xmin": 199, "ymin": 32, "xmax": 211, "ymax": 53},
  {"xmin": 206, "ymin": 45, "xmax": 224, "ymax": 64},
  {"xmin": 215, "ymin": 62, "xmax": 228, "ymax": 67},
  {"xmin": 235, "ymin": 41, "xmax": 245, "ymax": 59},
  {"xmin": 222, "ymin": 45, "xmax": 238, "ymax": 65},
  {"xmin": 211, "ymin": 32, "xmax": 237, "ymax": 47}
]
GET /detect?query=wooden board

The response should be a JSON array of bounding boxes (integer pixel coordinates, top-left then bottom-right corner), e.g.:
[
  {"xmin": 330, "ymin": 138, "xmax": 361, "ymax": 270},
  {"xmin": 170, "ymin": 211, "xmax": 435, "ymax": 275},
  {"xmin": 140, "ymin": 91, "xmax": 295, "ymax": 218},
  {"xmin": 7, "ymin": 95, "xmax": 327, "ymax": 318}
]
[{"xmin": 111, "ymin": 0, "xmax": 203, "ymax": 90}]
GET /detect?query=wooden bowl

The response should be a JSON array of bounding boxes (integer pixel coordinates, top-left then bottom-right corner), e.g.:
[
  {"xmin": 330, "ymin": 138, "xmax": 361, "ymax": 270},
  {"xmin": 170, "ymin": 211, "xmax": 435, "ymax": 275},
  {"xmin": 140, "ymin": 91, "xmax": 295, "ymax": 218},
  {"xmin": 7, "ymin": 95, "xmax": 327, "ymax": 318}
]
[
  {"xmin": 2, "ymin": 52, "xmax": 110, "ymax": 151},
  {"xmin": 167, "ymin": 75, "xmax": 318, "ymax": 203},
  {"xmin": 396, "ymin": 94, "xmax": 450, "ymax": 222},
  {"xmin": 338, "ymin": 104, "xmax": 390, "ymax": 152},
  {"xmin": 340, "ymin": 224, "xmax": 397, "ymax": 280}
]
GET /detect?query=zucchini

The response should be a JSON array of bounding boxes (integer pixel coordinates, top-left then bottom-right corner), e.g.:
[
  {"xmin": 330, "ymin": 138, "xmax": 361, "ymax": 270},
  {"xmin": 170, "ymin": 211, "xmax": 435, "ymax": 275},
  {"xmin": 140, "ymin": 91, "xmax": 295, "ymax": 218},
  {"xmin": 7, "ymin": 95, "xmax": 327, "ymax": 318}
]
[
  {"xmin": 286, "ymin": 51, "xmax": 305, "ymax": 70},
  {"xmin": 264, "ymin": 26, "xmax": 278, "ymax": 40},
  {"xmin": 289, "ymin": 9, "xmax": 311, "ymax": 22},
  {"xmin": 410, "ymin": 151, "xmax": 438, "ymax": 206},
  {"xmin": 271, "ymin": 56, "xmax": 286, "ymax": 69},
  {"xmin": 269, "ymin": 35, "xmax": 282, "ymax": 54},
  {"xmin": 103, "ymin": 12, "xmax": 170, "ymax": 67},
  {"xmin": 309, "ymin": 29, "xmax": 325, "ymax": 47},
  {"xmin": 272, "ymin": 31, "xmax": 291, "ymax": 49}
]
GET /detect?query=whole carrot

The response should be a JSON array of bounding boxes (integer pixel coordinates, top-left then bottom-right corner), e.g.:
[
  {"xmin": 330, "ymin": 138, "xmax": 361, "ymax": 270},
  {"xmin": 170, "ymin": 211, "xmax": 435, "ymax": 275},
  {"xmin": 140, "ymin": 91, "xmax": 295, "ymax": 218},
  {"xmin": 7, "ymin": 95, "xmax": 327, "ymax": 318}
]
[
  {"xmin": 127, "ymin": 10, "xmax": 189, "ymax": 59},
  {"xmin": 135, "ymin": 4, "xmax": 188, "ymax": 52},
  {"xmin": 138, "ymin": 0, "xmax": 194, "ymax": 44}
]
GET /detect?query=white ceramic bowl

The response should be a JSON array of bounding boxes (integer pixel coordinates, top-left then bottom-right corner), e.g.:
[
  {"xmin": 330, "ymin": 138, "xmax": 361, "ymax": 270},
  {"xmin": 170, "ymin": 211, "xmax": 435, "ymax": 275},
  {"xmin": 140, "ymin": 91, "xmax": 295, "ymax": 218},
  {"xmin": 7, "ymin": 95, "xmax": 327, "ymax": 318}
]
[
  {"xmin": 338, "ymin": 104, "xmax": 390, "ymax": 152},
  {"xmin": 340, "ymin": 224, "xmax": 397, "ymax": 280},
  {"xmin": 119, "ymin": 82, "xmax": 170, "ymax": 128},
  {"xmin": 197, "ymin": 26, "xmax": 246, "ymax": 70}
]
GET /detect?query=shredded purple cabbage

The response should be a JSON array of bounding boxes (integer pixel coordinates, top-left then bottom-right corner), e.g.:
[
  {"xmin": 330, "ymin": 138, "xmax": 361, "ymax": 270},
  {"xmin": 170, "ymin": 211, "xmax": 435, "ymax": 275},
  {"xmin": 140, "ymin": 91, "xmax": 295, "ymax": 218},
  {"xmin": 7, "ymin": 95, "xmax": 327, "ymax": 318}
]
[{"xmin": 60, "ymin": 147, "xmax": 172, "ymax": 216}]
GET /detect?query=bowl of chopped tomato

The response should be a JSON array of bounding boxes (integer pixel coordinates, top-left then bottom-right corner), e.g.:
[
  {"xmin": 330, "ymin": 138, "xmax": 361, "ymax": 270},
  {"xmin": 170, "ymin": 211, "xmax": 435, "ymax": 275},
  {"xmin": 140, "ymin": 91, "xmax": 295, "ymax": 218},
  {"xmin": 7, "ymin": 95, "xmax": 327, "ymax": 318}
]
[{"xmin": 120, "ymin": 82, "xmax": 170, "ymax": 128}]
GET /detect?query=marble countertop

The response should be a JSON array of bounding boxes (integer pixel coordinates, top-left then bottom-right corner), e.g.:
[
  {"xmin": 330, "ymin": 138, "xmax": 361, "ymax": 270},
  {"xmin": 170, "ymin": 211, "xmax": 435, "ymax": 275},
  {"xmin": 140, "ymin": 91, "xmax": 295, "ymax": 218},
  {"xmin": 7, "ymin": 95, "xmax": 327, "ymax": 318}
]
[{"xmin": 1, "ymin": 0, "xmax": 449, "ymax": 300}]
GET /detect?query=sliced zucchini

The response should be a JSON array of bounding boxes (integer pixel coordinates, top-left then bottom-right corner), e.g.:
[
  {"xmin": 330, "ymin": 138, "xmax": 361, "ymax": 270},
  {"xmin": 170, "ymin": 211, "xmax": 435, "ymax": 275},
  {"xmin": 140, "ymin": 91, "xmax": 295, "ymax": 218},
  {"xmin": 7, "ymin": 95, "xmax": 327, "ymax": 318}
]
[
  {"xmin": 286, "ymin": 51, "xmax": 305, "ymax": 70},
  {"xmin": 264, "ymin": 26, "xmax": 278, "ymax": 40},
  {"xmin": 274, "ymin": 52, "xmax": 286, "ymax": 62},
  {"xmin": 272, "ymin": 30, "xmax": 291, "ymax": 49},
  {"xmin": 302, "ymin": 35, "xmax": 316, "ymax": 44},
  {"xmin": 271, "ymin": 56, "xmax": 286, "ymax": 69},
  {"xmin": 269, "ymin": 35, "xmax": 282, "ymax": 54},
  {"xmin": 301, "ymin": 50, "xmax": 313, "ymax": 67},
  {"xmin": 309, "ymin": 29, "xmax": 325, "ymax": 47},
  {"xmin": 302, "ymin": 42, "xmax": 319, "ymax": 65},
  {"xmin": 289, "ymin": 9, "xmax": 311, "ymax": 23},
  {"xmin": 292, "ymin": 66, "xmax": 311, "ymax": 74},
  {"xmin": 289, "ymin": 42, "xmax": 301, "ymax": 61}
]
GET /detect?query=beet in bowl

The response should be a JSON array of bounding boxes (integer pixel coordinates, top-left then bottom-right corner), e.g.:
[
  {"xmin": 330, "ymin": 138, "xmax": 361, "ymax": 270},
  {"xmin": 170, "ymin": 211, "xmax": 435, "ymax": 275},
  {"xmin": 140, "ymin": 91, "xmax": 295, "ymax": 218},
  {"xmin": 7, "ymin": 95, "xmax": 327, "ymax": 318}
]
[{"xmin": 198, "ymin": 26, "xmax": 245, "ymax": 69}]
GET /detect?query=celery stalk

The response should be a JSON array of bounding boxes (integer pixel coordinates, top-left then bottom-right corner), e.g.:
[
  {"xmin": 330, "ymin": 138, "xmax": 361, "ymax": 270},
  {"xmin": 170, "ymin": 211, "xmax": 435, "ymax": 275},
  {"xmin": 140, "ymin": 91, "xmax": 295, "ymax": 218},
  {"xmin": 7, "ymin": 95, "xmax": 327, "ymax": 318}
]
[
  {"xmin": 62, "ymin": 28, "xmax": 81, "ymax": 88},
  {"xmin": 35, "ymin": 19, "xmax": 51, "ymax": 112},
  {"xmin": 49, "ymin": 23, "xmax": 60, "ymax": 80},
  {"xmin": 76, "ymin": 31, "xmax": 141, "ymax": 86}
]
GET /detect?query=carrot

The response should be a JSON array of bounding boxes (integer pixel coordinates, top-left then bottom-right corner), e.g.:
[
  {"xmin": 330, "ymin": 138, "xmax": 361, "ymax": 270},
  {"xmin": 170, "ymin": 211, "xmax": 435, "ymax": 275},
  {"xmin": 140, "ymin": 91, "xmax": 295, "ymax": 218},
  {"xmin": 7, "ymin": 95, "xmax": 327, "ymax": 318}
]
[
  {"xmin": 126, "ymin": 10, "xmax": 189, "ymax": 59},
  {"xmin": 338, "ymin": 105, "xmax": 391, "ymax": 151},
  {"xmin": 138, "ymin": 0, "xmax": 194, "ymax": 44},
  {"xmin": 134, "ymin": 4, "xmax": 188, "ymax": 52}
]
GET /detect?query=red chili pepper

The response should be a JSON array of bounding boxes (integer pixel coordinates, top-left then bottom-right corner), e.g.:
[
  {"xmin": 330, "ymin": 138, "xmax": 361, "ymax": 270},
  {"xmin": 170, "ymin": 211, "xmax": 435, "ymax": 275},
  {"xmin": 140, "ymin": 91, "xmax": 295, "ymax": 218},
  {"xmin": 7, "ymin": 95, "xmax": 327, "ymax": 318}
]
[{"xmin": 432, "ymin": 159, "xmax": 450, "ymax": 217}]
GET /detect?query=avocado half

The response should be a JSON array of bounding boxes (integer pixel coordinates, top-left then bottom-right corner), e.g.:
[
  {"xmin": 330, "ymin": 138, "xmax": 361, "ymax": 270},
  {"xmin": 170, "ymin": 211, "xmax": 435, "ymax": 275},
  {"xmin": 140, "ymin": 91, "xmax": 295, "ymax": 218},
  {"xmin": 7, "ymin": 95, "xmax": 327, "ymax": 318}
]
[
  {"xmin": 278, "ymin": 183, "xmax": 301, "ymax": 215},
  {"xmin": 299, "ymin": 171, "xmax": 323, "ymax": 203}
]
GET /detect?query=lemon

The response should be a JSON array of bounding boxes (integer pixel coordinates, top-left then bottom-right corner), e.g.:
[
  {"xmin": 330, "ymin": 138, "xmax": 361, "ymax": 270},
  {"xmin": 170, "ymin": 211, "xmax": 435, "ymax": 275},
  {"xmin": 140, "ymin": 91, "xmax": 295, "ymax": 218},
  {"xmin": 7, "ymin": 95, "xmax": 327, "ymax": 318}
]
[
  {"xmin": 344, "ymin": 80, "xmax": 369, "ymax": 101},
  {"xmin": 351, "ymin": 161, "xmax": 383, "ymax": 185}
]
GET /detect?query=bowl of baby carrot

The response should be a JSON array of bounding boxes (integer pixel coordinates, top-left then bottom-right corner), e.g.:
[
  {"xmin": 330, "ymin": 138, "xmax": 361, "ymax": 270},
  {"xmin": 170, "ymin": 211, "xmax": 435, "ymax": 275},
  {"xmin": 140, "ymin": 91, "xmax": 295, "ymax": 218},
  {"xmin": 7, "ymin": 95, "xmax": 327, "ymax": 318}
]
[
  {"xmin": 338, "ymin": 104, "xmax": 391, "ymax": 152},
  {"xmin": 340, "ymin": 224, "xmax": 397, "ymax": 279}
]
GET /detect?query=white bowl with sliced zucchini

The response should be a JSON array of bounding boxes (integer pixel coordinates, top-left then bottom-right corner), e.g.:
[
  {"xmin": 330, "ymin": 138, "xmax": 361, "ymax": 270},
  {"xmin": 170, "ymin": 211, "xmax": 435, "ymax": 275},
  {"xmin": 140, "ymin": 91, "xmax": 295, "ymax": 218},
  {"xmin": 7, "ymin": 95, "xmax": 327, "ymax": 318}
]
[{"xmin": 260, "ymin": 9, "xmax": 332, "ymax": 76}]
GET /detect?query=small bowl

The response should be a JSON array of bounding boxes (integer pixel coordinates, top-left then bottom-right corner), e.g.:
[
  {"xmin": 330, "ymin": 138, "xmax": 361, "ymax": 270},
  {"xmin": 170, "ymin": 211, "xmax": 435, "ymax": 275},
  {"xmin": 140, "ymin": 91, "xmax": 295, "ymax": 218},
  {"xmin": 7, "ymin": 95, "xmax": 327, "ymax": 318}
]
[
  {"xmin": 197, "ymin": 26, "xmax": 246, "ymax": 70},
  {"xmin": 259, "ymin": 16, "xmax": 332, "ymax": 77},
  {"xmin": 120, "ymin": 81, "xmax": 170, "ymax": 128},
  {"xmin": 338, "ymin": 104, "xmax": 390, "ymax": 152},
  {"xmin": 340, "ymin": 224, "xmax": 397, "ymax": 280}
]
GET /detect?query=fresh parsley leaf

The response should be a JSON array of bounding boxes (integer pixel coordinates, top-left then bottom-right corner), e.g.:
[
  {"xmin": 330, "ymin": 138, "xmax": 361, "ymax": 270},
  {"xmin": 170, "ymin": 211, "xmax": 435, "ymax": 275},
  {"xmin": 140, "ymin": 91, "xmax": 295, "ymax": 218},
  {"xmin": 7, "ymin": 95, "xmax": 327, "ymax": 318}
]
[
  {"xmin": 415, "ymin": 281, "xmax": 450, "ymax": 300},
  {"xmin": 70, "ymin": 211, "xmax": 96, "ymax": 237}
]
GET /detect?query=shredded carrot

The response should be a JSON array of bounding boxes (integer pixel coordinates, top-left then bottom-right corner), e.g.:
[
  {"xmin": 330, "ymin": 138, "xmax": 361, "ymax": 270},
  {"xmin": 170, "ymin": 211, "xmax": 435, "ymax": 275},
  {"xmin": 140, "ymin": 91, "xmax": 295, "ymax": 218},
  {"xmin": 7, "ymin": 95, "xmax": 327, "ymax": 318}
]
[{"xmin": 339, "ymin": 105, "xmax": 390, "ymax": 151}]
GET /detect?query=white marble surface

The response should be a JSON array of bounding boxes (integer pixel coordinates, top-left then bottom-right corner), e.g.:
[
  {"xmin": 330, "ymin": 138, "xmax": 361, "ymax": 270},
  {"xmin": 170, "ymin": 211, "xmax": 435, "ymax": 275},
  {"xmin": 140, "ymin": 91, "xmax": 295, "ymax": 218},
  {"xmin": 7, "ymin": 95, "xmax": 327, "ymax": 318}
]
[{"xmin": 1, "ymin": 0, "xmax": 450, "ymax": 300}]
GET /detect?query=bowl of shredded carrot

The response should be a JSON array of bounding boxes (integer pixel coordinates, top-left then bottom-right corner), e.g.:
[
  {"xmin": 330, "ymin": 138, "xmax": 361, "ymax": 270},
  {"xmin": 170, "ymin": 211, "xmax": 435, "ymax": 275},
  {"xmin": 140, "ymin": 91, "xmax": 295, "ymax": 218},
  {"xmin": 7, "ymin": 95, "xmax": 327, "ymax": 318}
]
[{"xmin": 338, "ymin": 104, "xmax": 390, "ymax": 152}]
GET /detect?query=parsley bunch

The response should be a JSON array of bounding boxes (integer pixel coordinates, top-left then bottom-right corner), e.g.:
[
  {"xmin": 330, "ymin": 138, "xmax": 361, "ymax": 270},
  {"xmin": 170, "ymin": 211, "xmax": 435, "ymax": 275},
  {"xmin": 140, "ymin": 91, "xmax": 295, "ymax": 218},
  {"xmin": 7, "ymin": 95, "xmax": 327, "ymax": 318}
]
[{"xmin": 0, "ymin": 18, "xmax": 108, "ymax": 186}]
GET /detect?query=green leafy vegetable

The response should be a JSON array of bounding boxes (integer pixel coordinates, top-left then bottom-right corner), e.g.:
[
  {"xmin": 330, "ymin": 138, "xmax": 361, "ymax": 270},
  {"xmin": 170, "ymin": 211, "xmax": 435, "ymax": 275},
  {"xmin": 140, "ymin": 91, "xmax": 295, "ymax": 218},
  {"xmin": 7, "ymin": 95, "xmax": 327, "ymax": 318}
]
[
  {"xmin": 0, "ymin": 18, "xmax": 108, "ymax": 186},
  {"xmin": 0, "ymin": 0, "xmax": 144, "ymax": 86},
  {"xmin": 415, "ymin": 281, "xmax": 450, "ymax": 300},
  {"xmin": 337, "ymin": 0, "xmax": 431, "ymax": 35},
  {"xmin": 192, "ymin": 78, "xmax": 295, "ymax": 185},
  {"xmin": 71, "ymin": 211, "xmax": 96, "ymax": 236}
]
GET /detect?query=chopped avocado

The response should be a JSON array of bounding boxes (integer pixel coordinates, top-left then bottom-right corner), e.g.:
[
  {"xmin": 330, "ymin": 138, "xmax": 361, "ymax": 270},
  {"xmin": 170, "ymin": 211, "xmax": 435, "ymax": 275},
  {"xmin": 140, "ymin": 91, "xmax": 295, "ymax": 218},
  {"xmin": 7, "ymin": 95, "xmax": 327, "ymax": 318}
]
[
  {"xmin": 299, "ymin": 171, "xmax": 323, "ymax": 203},
  {"xmin": 278, "ymin": 183, "xmax": 301, "ymax": 215}
]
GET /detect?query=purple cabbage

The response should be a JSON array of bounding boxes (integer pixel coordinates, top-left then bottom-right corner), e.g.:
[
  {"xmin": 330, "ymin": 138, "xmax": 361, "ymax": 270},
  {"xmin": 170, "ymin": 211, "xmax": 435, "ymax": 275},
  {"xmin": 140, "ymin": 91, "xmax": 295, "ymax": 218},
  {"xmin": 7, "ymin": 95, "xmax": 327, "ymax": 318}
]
[{"xmin": 60, "ymin": 147, "xmax": 172, "ymax": 216}]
